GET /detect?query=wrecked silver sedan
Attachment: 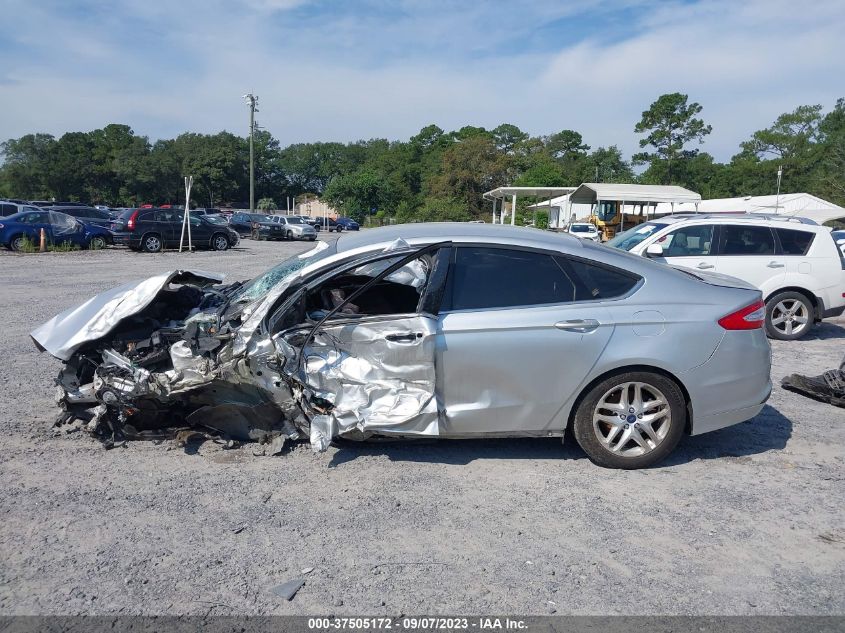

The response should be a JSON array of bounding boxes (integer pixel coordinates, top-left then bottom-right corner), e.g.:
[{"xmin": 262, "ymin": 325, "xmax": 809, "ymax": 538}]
[{"xmin": 32, "ymin": 224, "xmax": 772, "ymax": 468}]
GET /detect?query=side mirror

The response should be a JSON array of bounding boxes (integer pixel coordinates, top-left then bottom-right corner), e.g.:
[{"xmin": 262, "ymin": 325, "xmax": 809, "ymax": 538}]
[{"xmin": 645, "ymin": 243, "xmax": 664, "ymax": 257}]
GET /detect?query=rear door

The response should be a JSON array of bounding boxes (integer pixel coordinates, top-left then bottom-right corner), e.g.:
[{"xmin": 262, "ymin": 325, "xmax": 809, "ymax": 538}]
[
  {"xmin": 436, "ymin": 246, "xmax": 618, "ymax": 435},
  {"xmin": 715, "ymin": 224, "xmax": 784, "ymax": 290},
  {"xmin": 154, "ymin": 209, "xmax": 180, "ymax": 245},
  {"xmin": 652, "ymin": 223, "xmax": 719, "ymax": 273}
]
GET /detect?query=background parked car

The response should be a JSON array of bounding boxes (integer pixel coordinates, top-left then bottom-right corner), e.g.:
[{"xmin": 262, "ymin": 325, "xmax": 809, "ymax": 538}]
[
  {"xmin": 335, "ymin": 217, "xmax": 360, "ymax": 231},
  {"xmin": 29, "ymin": 201, "xmax": 87, "ymax": 208},
  {"xmin": 567, "ymin": 222, "xmax": 601, "ymax": 242},
  {"xmin": 49, "ymin": 205, "xmax": 114, "ymax": 229},
  {"xmin": 2, "ymin": 201, "xmax": 42, "ymax": 217},
  {"xmin": 309, "ymin": 216, "xmax": 337, "ymax": 231},
  {"xmin": 0, "ymin": 209, "xmax": 112, "ymax": 251},
  {"xmin": 607, "ymin": 214, "xmax": 845, "ymax": 340},
  {"xmin": 229, "ymin": 212, "xmax": 288, "ymax": 240},
  {"xmin": 111, "ymin": 208, "xmax": 239, "ymax": 252},
  {"xmin": 269, "ymin": 215, "xmax": 318, "ymax": 240}
]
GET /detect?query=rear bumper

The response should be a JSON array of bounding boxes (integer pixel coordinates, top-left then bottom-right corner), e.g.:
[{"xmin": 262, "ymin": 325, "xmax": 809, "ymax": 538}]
[
  {"xmin": 816, "ymin": 288, "xmax": 845, "ymax": 320},
  {"xmin": 681, "ymin": 329, "xmax": 772, "ymax": 436}
]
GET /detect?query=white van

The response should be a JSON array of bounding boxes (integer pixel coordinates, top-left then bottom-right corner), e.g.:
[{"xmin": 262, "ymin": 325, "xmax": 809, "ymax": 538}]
[{"xmin": 607, "ymin": 214, "xmax": 845, "ymax": 340}]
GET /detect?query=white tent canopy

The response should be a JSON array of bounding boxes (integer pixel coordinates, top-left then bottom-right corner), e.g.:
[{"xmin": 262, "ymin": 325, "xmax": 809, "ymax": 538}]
[
  {"xmin": 568, "ymin": 183, "xmax": 702, "ymax": 205},
  {"xmin": 482, "ymin": 186, "xmax": 577, "ymax": 225},
  {"xmin": 653, "ymin": 192, "xmax": 845, "ymax": 225}
]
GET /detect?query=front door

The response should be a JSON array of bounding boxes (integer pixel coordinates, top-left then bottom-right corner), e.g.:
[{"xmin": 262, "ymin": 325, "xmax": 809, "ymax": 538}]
[
  {"xmin": 436, "ymin": 246, "xmax": 614, "ymax": 435},
  {"xmin": 273, "ymin": 242, "xmax": 450, "ymax": 444},
  {"xmin": 652, "ymin": 223, "xmax": 719, "ymax": 273}
]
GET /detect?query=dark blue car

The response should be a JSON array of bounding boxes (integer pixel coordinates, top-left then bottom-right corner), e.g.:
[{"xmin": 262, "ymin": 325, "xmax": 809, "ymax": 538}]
[
  {"xmin": 335, "ymin": 217, "xmax": 360, "ymax": 231},
  {"xmin": 0, "ymin": 210, "xmax": 113, "ymax": 251}
]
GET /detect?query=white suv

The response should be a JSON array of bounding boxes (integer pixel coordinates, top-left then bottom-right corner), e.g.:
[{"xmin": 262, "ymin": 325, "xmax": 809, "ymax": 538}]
[{"xmin": 608, "ymin": 214, "xmax": 845, "ymax": 340}]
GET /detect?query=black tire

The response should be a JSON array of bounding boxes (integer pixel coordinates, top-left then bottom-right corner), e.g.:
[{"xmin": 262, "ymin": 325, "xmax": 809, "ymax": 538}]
[
  {"xmin": 572, "ymin": 371, "xmax": 686, "ymax": 469},
  {"xmin": 141, "ymin": 233, "xmax": 163, "ymax": 253},
  {"xmin": 764, "ymin": 291, "xmax": 814, "ymax": 341},
  {"xmin": 9, "ymin": 235, "xmax": 27, "ymax": 252},
  {"xmin": 89, "ymin": 236, "xmax": 107, "ymax": 250},
  {"xmin": 211, "ymin": 233, "xmax": 229, "ymax": 251},
  {"xmin": 286, "ymin": 230, "xmax": 293, "ymax": 241},
  {"xmin": 336, "ymin": 225, "xmax": 343, "ymax": 232}
]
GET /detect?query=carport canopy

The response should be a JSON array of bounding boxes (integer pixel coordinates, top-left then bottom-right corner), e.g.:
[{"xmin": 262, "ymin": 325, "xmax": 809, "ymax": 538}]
[
  {"xmin": 483, "ymin": 186, "xmax": 577, "ymax": 225},
  {"xmin": 568, "ymin": 183, "xmax": 701, "ymax": 206}
]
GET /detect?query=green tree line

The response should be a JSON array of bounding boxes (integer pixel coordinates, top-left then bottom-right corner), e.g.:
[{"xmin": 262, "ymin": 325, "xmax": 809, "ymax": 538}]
[{"xmin": 1, "ymin": 93, "xmax": 843, "ymax": 222}]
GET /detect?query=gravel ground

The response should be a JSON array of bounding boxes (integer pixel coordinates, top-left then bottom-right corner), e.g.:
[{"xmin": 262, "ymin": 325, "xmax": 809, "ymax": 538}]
[{"xmin": 0, "ymin": 237, "xmax": 843, "ymax": 616}]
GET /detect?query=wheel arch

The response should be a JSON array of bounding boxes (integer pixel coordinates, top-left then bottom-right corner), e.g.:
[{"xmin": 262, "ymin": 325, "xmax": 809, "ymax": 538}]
[
  {"xmin": 139, "ymin": 231, "xmax": 162, "ymax": 251},
  {"xmin": 566, "ymin": 364, "xmax": 694, "ymax": 436},
  {"xmin": 764, "ymin": 286, "xmax": 818, "ymax": 319}
]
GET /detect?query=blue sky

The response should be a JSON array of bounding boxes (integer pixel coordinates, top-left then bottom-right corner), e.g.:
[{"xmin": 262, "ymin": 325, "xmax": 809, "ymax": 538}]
[{"xmin": 2, "ymin": 0, "xmax": 844, "ymax": 161}]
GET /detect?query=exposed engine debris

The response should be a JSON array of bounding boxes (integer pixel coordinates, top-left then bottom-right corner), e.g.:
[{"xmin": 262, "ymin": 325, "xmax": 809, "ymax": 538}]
[{"xmin": 32, "ymin": 240, "xmax": 446, "ymax": 453}]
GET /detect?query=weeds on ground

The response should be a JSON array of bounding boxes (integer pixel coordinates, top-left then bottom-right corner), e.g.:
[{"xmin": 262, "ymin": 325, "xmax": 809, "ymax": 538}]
[
  {"xmin": 13, "ymin": 237, "xmax": 85, "ymax": 253},
  {"xmin": 17, "ymin": 236, "xmax": 38, "ymax": 253},
  {"xmin": 50, "ymin": 241, "xmax": 81, "ymax": 252}
]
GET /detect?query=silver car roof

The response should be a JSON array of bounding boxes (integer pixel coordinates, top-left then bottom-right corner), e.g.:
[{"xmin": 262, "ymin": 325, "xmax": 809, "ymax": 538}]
[{"xmin": 335, "ymin": 223, "xmax": 584, "ymax": 253}]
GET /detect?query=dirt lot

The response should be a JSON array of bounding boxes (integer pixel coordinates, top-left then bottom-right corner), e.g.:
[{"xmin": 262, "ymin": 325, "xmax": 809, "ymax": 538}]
[{"xmin": 0, "ymin": 237, "xmax": 843, "ymax": 616}]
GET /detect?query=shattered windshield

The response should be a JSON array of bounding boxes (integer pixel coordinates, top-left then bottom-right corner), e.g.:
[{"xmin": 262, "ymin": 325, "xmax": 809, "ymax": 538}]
[
  {"xmin": 231, "ymin": 241, "xmax": 337, "ymax": 304},
  {"xmin": 49, "ymin": 211, "xmax": 80, "ymax": 235},
  {"xmin": 606, "ymin": 222, "xmax": 664, "ymax": 251}
]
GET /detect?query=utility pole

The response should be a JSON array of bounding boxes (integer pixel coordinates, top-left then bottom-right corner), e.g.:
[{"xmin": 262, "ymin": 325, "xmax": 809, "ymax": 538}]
[
  {"xmin": 243, "ymin": 93, "xmax": 259, "ymax": 212},
  {"xmin": 775, "ymin": 164, "xmax": 783, "ymax": 214}
]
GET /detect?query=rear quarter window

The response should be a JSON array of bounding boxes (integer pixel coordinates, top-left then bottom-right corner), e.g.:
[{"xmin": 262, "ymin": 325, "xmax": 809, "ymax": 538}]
[
  {"xmin": 775, "ymin": 228, "xmax": 815, "ymax": 255},
  {"xmin": 559, "ymin": 257, "xmax": 640, "ymax": 300}
]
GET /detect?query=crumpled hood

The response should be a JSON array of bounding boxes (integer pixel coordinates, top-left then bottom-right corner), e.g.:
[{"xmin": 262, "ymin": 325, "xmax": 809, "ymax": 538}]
[{"xmin": 31, "ymin": 270, "xmax": 225, "ymax": 361}]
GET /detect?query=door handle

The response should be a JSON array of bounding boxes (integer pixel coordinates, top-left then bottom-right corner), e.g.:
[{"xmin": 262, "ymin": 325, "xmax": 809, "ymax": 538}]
[
  {"xmin": 696, "ymin": 262, "xmax": 715, "ymax": 269},
  {"xmin": 554, "ymin": 319, "xmax": 599, "ymax": 333},
  {"xmin": 767, "ymin": 261, "xmax": 785, "ymax": 268},
  {"xmin": 385, "ymin": 332, "xmax": 423, "ymax": 342}
]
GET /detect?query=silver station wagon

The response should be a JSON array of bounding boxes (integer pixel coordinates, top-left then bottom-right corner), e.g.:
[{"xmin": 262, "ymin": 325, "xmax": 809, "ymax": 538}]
[{"xmin": 32, "ymin": 224, "xmax": 772, "ymax": 468}]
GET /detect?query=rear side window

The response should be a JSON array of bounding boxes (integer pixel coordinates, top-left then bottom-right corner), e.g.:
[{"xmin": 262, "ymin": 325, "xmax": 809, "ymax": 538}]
[
  {"xmin": 720, "ymin": 225, "xmax": 775, "ymax": 256},
  {"xmin": 446, "ymin": 247, "xmax": 576, "ymax": 311},
  {"xmin": 560, "ymin": 257, "xmax": 640, "ymax": 300},
  {"xmin": 775, "ymin": 228, "xmax": 815, "ymax": 255}
]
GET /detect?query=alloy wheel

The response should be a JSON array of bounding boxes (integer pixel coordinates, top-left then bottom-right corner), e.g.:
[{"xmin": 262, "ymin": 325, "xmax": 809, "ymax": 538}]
[
  {"xmin": 770, "ymin": 299, "xmax": 809, "ymax": 337},
  {"xmin": 213, "ymin": 235, "xmax": 229, "ymax": 250},
  {"xmin": 592, "ymin": 381, "xmax": 671, "ymax": 457},
  {"xmin": 144, "ymin": 235, "xmax": 162, "ymax": 252}
]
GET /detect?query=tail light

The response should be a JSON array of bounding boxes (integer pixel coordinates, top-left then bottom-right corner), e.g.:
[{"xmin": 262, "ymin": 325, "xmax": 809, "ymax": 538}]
[
  {"xmin": 718, "ymin": 300, "xmax": 765, "ymax": 330},
  {"xmin": 126, "ymin": 209, "xmax": 140, "ymax": 231}
]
